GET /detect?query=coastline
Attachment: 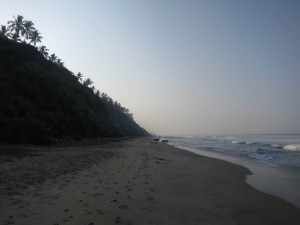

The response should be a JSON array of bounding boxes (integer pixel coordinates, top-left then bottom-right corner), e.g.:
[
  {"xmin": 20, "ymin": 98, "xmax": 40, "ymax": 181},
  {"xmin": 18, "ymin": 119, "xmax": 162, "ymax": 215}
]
[
  {"xmin": 1, "ymin": 138, "xmax": 299, "ymax": 225},
  {"xmin": 170, "ymin": 144, "xmax": 300, "ymax": 208}
]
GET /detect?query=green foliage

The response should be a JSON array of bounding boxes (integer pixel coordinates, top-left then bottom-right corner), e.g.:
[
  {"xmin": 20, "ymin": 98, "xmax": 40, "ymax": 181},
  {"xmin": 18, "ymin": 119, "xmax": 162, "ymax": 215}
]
[{"xmin": 0, "ymin": 38, "xmax": 148, "ymax": 144}]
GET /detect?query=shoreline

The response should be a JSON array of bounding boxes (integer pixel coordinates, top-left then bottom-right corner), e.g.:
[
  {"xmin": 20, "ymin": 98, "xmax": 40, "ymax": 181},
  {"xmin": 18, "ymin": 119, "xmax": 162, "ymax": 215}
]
[
  {"xmin": 1, "ymin": 138, "xmax": 299, "ymax": 224},
  {"xmin": 170, "ymin": 144, "xmax": 300, "ymax": 208}
]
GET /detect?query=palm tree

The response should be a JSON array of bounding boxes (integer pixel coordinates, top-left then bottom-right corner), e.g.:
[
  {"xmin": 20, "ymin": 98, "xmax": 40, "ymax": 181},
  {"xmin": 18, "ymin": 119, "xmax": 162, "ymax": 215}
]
[
  {"xmin": 76, "ymin": 72, "xmax": 83, "ymax": 82},
  {"xmin": 83, "ymin": 78, "xmax": 93, "ymax": 87},
  {"xmin": 95, "ymin": 90, "xmax": 101, "ymax": 97},
  {"xmin": 8, "ymin": 15, "xmax": 25, "ymax": 40},
  {"xmin": 0, "ymin": 25, "xmax": 11, "ymax": 39},
  {"xmin": 11, "ymin": 33, "xmax": 21, "ymax": 42},
  {"xmin": 56, "ymin": 58, "xmax": 64, "ymax": 67},
  {"xmin": 38, "ymin": 45, "xmax": 49, "ymax": 58},
  {"xmin": 22, "ymin": 20, "xmax": 35, "ymax": 41},
  {"xmin": 30, "ymin": 30, "xmax": 42, "ymax": 46},
  {"xmin": 49, "ymin": 53, "xmax": 57, "ymax": 62}
]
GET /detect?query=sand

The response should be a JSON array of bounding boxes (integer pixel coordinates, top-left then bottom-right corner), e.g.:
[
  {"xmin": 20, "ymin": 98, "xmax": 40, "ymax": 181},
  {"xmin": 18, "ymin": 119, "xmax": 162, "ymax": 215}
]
[{"xmin": 0, "ymin": 138, "xmax": 299, "ymax": 225}]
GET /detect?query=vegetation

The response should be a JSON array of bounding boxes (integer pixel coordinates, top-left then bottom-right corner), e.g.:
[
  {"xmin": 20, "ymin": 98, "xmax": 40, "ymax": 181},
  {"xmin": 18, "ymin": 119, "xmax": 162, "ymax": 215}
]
[{"xmin": 0, "ymin": 15, "xmax": 148, "ymax": 144}]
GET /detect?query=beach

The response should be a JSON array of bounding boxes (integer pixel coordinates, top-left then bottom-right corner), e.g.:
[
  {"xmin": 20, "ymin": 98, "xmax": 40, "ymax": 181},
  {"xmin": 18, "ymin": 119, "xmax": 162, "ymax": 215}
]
[{"xmin": 0, "ymin": 138, "xmax": 299, "ymax": 225}]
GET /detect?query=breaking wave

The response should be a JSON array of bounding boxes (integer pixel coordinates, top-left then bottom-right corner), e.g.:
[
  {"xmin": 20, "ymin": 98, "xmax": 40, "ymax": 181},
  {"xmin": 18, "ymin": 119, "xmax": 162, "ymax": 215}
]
[{"xmin": 283, "ymin": 144, "xmax": 300, "ymax": 151}]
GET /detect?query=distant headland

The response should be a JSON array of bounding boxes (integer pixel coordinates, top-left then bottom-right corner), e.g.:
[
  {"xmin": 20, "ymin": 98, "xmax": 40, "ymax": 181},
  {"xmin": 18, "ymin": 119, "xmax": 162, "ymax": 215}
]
[{"xmin": 0, "ymin": 15, "xmax": 148, "ymax": 144}]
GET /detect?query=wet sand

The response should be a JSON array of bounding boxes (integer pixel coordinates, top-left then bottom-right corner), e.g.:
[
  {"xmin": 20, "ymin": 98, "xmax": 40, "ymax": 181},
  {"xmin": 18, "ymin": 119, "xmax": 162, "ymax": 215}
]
[{"xmin": 0, "ymin": 138, "xmax": 299, "ymax": 225}]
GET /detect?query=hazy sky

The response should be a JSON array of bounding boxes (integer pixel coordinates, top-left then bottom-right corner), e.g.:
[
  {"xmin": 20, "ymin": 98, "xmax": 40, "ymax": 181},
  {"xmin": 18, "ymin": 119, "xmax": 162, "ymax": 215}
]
[{"xmin": 1, "ymin": 0, "xmax": 300, "ymax": 135}]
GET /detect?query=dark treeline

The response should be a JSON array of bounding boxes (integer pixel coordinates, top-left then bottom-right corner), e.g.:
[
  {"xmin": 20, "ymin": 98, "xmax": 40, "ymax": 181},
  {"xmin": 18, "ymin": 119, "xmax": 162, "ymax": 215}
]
[{"xmin": 0, "ymin": 15, "xmax": 148, "ymax": 144}]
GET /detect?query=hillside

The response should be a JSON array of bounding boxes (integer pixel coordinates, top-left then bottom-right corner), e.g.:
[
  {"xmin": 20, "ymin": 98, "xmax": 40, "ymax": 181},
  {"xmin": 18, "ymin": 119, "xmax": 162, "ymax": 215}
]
[{"xmin": 0, "ymin": 37, "xmax": 148, "ymax": 144}]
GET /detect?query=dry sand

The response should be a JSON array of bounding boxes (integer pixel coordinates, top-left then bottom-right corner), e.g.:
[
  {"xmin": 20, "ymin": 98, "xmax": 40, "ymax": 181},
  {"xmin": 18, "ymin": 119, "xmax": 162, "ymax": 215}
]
[{"xmin": 0, "ymin": 138, "xmax": 299, "ymax": 225}]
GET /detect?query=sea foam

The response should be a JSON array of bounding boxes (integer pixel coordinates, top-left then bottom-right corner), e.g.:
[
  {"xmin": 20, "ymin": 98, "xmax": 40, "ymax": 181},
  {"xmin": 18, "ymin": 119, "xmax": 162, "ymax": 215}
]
[{"xmin": 283, "ymin": 144, "xmax": 300, "ymax": 151}]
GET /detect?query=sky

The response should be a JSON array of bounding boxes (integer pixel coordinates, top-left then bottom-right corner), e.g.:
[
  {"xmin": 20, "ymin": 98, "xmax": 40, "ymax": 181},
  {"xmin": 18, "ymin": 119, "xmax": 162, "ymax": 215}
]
[{"xmin": 1, "ymin": 0, "xmax": 300, "ymax": 135}]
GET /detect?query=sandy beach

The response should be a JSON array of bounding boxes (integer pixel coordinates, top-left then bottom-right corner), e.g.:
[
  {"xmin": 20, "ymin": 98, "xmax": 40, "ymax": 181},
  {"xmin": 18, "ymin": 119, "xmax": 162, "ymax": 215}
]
[{"xmin": 0, "ymin": 138, "xmax": 299, "ymax": 225}]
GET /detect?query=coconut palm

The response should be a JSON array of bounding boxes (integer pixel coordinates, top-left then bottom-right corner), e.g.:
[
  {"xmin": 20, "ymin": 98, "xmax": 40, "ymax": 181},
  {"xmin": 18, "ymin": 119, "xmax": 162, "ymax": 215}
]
[
  {"xmin": 56, "ymin": 58, "xmax": 64, "ymax": 67},
  {"xmin": 38, "ymin": 45, "xmax": 49, "ymax": 58},
  {"xmin": 76, "ymin": 72, "xmax": 83, "ymax": 82},
  {"xmin": 22, "ymin": 20, "xmax": 35, "ymax": 41},
  {"xmin": 0, "ymin": 25, "xmax": 11, "ymax": 39},
  {"xmin": 8, "ymin": 15, "xmax": 25, "ymax": 40},
  {"xmin": 11, "ymin": 33, "xmax": 22, "ymax": 42},
  {"xmin": 95, "ymin": 90, "xmax": 101, "ymax": 97},
  {"xmin": 83, "ymin": 78, "xmax": 93, "ymax": 87},
  {"xmin": 30, "ymin": 30, "xmax": 43, "ymax": 46},
  {"xmin": 49, "ymin": 53, "xmax": 57, "ymax": 62}
]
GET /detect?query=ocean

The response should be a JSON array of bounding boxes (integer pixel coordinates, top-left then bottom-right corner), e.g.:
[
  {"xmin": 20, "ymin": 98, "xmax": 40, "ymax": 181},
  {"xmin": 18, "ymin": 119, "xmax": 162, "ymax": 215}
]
[{"xmin": 165, "ymin": 134, "xmax": 300, "ymax": 167}]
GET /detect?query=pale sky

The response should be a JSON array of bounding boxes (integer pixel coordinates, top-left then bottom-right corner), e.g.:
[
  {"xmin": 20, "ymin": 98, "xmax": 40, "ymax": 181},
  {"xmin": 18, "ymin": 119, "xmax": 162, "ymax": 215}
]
[{"xmin": 1, "ymin": 0, "xmax": 300, "ymax": 135}]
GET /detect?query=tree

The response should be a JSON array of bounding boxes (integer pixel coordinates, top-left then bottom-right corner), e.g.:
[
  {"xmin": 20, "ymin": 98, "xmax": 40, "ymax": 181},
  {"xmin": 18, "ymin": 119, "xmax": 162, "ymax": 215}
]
[
  {"xmin": 83, "ymin": 78, "xmax": 93, "ymax": 87},
  {"xmin": 49, "ymin": 53, "xmax": 57, "ymax": 62},
  {"xmin": 22, "ymin": 20, "xmax": 35, "ymax": 41},
  {"xmin": 8, "ymin": 15, "xmax": 25, "ymax": 40},
  {"xmin": 11, "ymin": 33, "xmax": 21, "ymax": 42},
  {"xmin": 95, "ymin": 90, "xmax": 101, "ymax": 97},
  {"xmin": 38, "ymin": 45, "xmax": 49, "ymax": 58},
  {"xmin": 76, "ymin": 72, "xmax": 83, "ymax": 82},
  {"xmin": 0, "ymin": 25, "xmax": 11, "ymax": 39},
  {"xmin": 30, "ymin": 30, "xmax": 42, "ymax": 46},
  {"xmin": 91, "ymin": 86, "xmax": 95, "ymax": 92},
  {"xmin": 56, "ymin": 58, "xmax": 64, "ymax": 67}
]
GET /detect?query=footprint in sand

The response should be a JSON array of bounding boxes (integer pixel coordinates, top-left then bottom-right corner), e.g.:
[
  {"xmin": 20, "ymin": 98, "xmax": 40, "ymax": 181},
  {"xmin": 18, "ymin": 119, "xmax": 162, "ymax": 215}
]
[
  {"xmin": 111, "ymin": 199, "xmax": 118, "ymax": 203},
  {"xmin": 119, "ymin": 205, "xmax": 129, "ymax": 210},
  {"xmin": 96, "ymin": 209, "xmax": 104, "ymax": 214},
  {"xmin": 115, "ymin": 216, "xmax": 122, "ymax": 224},
  {"xmin": 93, "ymin": 192, "xmax": 103, "ymax": 197},
  {"xmin": 149, "ymin": 188, "xmax": 156, "ymax": 192},
  {"xmin": 148, "ymin": 197, "xmax": 155, "ymax": 201}
]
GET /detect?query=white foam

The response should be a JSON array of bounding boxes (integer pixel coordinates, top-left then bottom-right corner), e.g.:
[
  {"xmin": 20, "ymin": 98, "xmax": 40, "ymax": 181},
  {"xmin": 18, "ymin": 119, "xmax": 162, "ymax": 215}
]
[
  {"xmin": 283, "ymin": 144, "xmax": 300, "ymax": 151},
  {"xmin": 232, "ymin": 140, "xmax": 246, "ymax": 144}
]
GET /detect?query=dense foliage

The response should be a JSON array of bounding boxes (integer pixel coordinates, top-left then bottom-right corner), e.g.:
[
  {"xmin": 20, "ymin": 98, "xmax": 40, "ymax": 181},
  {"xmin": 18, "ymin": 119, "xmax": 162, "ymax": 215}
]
[{"xmin": 0, "ymin": 20, "xmax": 148, "ymax": 144}]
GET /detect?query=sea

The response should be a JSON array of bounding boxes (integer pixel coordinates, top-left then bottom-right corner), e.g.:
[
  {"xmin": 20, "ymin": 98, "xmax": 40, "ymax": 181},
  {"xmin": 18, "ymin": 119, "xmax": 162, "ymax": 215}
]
[{"xmin": 165, "ymin": 134, "xmax": 300, "ymax": 167}]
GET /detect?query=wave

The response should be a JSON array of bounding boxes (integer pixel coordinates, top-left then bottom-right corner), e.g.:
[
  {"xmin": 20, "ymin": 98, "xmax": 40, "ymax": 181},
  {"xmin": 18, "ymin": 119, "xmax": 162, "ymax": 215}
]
[
  {"xmin": 232, "ymin": 141, "xmax": 246, "ymax": 144},
  {"xmin": 283, "ymin": 144, "xmax": 300, "ymax": 151},
  {"xmin": 271, "ymin": 144, "xmax": 282, "ymax": 148}
]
